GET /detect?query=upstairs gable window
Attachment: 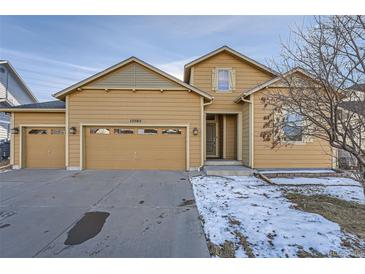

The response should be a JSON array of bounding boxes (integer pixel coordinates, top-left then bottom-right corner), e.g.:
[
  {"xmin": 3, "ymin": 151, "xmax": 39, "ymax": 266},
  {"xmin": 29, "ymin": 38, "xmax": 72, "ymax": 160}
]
[
  {"xmin": 217, "ymin": 69, "xmax": 230, "ymax": 91},
  {"xmin": 213, "ymin": 68, "xmax": 235, "ymax": 92}
]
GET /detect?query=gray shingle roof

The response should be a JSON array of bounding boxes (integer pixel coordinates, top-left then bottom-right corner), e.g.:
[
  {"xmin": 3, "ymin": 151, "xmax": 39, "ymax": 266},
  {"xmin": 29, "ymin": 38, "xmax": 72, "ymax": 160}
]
[
  {"xmin": 349, "ymin": 84, "xmax": 365, "ymax": 92},
  {"xmin": 0, "ymin": 101, "xmax": 12, "ymax": 108},
  {"xmin": 7, "ymin": 100, "xmax": 65, "ymax": 109},
  {"xmin": 339, "ymin": 101, "xmax": 365, "ymax": 116}
]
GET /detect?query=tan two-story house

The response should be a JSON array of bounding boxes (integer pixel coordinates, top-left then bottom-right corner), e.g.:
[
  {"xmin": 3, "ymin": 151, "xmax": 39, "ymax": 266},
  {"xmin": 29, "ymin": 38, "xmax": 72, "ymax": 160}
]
[{"xmin": 1, "ymin": 46, "xmax": 333, "ymax": 171}]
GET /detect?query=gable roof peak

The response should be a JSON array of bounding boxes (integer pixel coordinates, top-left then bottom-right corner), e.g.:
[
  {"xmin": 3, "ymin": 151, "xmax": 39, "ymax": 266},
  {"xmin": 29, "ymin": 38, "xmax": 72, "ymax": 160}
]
[
  {"xmin": 53, "ymin": 56, "xmax": 212, "ymax": 101},
  {"xmin": 184, "ymin": 45, "xmax": 277, "ymax": 82},
  {"xmin": 0, "ymin": 60, "xmax": 38, "ymax": 103}
]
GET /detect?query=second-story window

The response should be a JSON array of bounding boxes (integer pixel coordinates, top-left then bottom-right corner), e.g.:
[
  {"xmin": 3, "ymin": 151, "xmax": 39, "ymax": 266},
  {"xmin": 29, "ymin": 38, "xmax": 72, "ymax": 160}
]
[
  {"xmin": 213, "ymin": 68, "xmax": 235, "ymax": 92},
  {"xmin": 217, "ymin": 69, "xmax": 230, "ymax": 91}
]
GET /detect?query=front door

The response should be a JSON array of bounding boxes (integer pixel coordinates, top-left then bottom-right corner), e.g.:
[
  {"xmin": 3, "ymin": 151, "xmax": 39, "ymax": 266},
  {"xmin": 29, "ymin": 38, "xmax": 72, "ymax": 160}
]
[{"xmin": 206, "ymin": 122, "xmax": 218, "ymax": 157}]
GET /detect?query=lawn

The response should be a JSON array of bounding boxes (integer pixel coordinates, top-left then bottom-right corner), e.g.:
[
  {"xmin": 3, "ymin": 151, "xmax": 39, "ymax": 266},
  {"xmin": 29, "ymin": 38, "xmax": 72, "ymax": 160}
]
[{"xmin": 191, "ymin": 175, "xmax": 365, "ymax": 258}]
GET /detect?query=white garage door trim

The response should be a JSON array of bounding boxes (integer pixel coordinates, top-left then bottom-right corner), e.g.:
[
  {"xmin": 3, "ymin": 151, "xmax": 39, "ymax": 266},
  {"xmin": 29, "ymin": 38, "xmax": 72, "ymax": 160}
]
[
  {"xmin": 79, "ymin": 123, "xmax": 190, "ymax": 171},
  {"xmin": 18, "ymin": 124, "xmax": 66, "ymax": 168}
]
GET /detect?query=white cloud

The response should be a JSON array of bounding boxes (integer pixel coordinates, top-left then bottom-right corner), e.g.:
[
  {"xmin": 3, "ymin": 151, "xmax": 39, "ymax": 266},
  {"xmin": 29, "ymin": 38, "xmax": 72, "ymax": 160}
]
[
  {"xmin": 0, "ymin": 48, "xmax": 101, "ymax": 73},
  {"xmin": 156, "ymin": 56, "xmax": 197, "ymax": 80}
]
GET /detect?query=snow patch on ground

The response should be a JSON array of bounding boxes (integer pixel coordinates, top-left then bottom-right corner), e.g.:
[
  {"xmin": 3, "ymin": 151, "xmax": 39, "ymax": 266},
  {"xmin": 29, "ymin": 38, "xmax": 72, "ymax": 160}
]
[
  {"xmin": 271, "ymin": 177, "xmax": 364, "ymax": 204},
  {"xmin": 260, "ymin": 169, "xmax": 335, "ymax": 174},
  {"xmin": 191, "ymin": 175, "xmax": 365, "ymax": 257},
  {"xmin": 271, "ymin": 177, "xmax": 361, "ymax": 186}
]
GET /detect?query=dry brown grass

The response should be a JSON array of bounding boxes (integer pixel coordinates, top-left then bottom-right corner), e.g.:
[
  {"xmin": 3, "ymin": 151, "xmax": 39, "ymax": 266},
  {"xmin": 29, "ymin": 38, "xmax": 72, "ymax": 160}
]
[
  {"xmin": 285, "ymin": 193, "xmax": 365, "ymax": 240},
  {"xmin": 207, "ymin": 240, "xmax": 236, "ymax": 258}
]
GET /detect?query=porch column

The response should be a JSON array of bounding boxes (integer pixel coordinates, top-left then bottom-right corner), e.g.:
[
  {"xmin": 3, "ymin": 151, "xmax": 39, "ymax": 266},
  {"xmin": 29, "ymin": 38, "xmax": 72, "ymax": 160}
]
[{"xmin": 237, "ymin": 112, "xmax": 242, "ymax": 161}]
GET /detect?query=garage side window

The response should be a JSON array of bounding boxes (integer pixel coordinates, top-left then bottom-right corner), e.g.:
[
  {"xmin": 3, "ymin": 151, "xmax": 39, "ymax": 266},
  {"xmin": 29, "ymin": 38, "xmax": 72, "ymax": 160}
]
[
  {"xmin": 162, "ymin": 129, "xmax": 181, "ymax": 135},
  {"xmin": 51, "ymin": 129, "xmax": 65, "ymax": 135},
  {"xmin": 114, "ymin": 128, "xmax": 134, "ymax": 135},
  {"xmin": 90, "ymin": 128, "xmax": 110, "ymax": 135},
  {"xmin": 138, "ymin": 128, "xmax": 158, "ymax": 135},
  {"xmin": 29, "ymin": 129, "xmax": 47, "ymax": 135}
]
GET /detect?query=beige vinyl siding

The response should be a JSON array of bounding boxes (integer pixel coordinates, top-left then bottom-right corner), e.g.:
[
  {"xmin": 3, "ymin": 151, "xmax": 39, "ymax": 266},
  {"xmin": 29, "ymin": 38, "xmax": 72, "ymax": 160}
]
[
  {"xmin": 253, "ymin": 88, "xmax": 332, "ymax": 168},
  {"xmin": 192, "ymin": 51, "xmax": 273, "ymax": 112},
  {"xmin": 191, "ymin": 51, "xmax": 273, "ymax": 164},
  {"xmin": 225, "ymin": 114, "xmax": 237, "ymax": 160},
  {"xmin": 87, "ymin": 62, "xmax": 182, "ymax": 90},
  {"xmin": 242, "ymin": 102, "xmax": 250, "ymax": 166},
  {"xmin": 13, "ymin": 112, "xmax": 65, "ymax": 166},
  {"xmin": 68, "ymin": 89, "xmax": 202, "ymax": 169}
]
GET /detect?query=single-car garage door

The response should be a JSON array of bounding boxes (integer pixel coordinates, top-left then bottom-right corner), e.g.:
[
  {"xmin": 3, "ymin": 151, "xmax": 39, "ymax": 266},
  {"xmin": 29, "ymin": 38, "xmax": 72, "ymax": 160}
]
[
  {"xmin": 84, "ymin": 126, "xmax": 186, "ymax": 170},
  {"xmin": 24, "ymin": 127, "xmax": 65, "ymax": 168}
]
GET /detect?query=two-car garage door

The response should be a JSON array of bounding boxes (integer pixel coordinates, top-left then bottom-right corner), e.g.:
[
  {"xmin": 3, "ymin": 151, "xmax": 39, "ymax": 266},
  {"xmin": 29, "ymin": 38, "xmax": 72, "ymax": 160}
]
[
  {"xmin": 84, "ymin": 126, "xmax": 186, "ymax": 170},
  {"xmin": 23, "ymin": 126, "xmax": 186, "ymax": 170}
]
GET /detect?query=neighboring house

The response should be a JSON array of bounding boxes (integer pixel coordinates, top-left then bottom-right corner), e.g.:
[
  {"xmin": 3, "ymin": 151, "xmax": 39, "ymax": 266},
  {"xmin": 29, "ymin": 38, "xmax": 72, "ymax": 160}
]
[
  {"xmin": 348, "ymin": 83, "xmax": 365, "ymax": 100},
  {"xmin": 0, "ymin": 60, "xmax": 37, "ymax": 141},
  {"xmin": 0, "ymin": 46, "xmax": 334, "ymax": 170},
  {"xmin": 337, "ymin": 91, "xmax": 365, "ymax": 169}
]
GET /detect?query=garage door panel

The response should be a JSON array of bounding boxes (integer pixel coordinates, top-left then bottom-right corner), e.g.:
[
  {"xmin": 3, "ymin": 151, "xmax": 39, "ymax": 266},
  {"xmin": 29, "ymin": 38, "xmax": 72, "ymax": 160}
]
[
  {"xmin": 85, "ymin": 126, "xmax": 186, "ymax": 170},
  {"xmin": 25, "ymin": 127, "xmax": 65, "ymax": 169}
]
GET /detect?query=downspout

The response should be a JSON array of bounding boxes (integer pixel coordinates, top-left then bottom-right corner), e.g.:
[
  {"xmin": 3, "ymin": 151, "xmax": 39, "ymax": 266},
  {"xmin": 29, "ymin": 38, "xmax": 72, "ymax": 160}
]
[
  {"xmin": 241, "ymin": 96, "xmax": 251, "ymax": 104},
  {"xmin": 203, "ymin": 97, "xmax": 214, "ymax": 106},
  {"xmin": 200, "ymin": 97, "xmax": 214, "ymax": 170}
]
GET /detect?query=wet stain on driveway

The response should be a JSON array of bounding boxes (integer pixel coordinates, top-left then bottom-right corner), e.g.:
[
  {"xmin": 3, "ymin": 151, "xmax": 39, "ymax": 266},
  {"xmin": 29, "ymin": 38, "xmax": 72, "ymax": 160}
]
[
  {"xmin": 64, "ymin": 212, "xmax": 110, "ymax": 246},
  {"xmin": 0, "ymin": 224, "xmax": 10, "ymax": 229}
]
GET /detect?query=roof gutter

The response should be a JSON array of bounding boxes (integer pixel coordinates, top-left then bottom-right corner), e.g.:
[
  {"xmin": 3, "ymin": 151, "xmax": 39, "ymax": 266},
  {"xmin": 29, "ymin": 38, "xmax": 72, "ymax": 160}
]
[{"xmin": 0, "ymin": 108, "xmax": 65, "ymax": 113}]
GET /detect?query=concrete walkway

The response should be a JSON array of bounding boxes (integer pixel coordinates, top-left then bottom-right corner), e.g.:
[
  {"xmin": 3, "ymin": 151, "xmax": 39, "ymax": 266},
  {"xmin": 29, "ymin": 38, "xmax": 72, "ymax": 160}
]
[{"xmin": 0, "ymin": 169, "xmax": 209, "ymax": 258}]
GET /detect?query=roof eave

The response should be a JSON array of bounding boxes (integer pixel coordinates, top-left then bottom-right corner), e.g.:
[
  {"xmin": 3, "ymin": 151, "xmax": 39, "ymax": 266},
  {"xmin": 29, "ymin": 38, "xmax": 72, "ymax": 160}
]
[
  {"xmin": 184, "ymin": 46, "xmax": 278, "ymax": 77},
  {"xmin": 1, "ymin": 61, "xmax": 38, "ymax": 103},
  {"xmin": 0, "ymin": 108, "xmax": 65, "ymax": 113},
  {"xmin": 53, "ymin": 57, "xmax": 213, "ymax": 101},
  {"xmin": 234, "ymin": 67, "xmax": 315, "ymax": 103}
]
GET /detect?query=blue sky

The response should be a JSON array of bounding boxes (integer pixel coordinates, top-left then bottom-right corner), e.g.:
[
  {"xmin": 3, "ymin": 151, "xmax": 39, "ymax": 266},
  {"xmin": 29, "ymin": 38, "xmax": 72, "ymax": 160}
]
[{"xmin": 0, "ymin": 16, "xmax": 311, "ymax": 101}]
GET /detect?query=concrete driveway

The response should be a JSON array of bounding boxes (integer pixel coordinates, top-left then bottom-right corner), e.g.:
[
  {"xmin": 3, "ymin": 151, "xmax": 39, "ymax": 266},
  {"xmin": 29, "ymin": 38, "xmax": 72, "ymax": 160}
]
[{"xmin": 0, "ymin": 169, "xmax": 209, "ymax": 258}]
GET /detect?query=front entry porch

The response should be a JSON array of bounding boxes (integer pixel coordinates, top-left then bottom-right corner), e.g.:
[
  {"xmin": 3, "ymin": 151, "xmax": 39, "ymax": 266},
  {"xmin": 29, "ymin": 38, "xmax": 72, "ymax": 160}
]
[
  {"xmin": 205, "ymin": 113, "xmax": 241, "ymax": 161},
  {"xmin": 203, "ymin": 113, "xmax": 253, "ymax": 175}
]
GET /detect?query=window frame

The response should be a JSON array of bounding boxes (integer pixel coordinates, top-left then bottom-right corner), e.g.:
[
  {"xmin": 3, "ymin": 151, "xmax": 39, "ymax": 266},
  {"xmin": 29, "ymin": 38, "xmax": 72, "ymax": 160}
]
[
  {"xmin": 137, "ymin": 128, "xmax": 158, "ymax": 135},
  {"xmin": 162, "ymin": 128, "xmax": 182, "ymax": 135},
  {"xmin": 28, "ymin": 129, "xmax": 48, "ymax": 135},
  {"xmin": 51, "ymin": 129, "xmax": 65, "ymax": 135},
  {"xmin": 282, "ymin": 111, "xmax": 305, "ymax": 143},
  {"xmin": 216, "ymin": 68, "xmax": 231, "ymax": 92},
  {"xmin": 114, "ymin": 128, "xmax": 134, "ymax": 135},
  {"xmin": 89, "ymin": 128, "xmax": 111, "ymax": 135}
]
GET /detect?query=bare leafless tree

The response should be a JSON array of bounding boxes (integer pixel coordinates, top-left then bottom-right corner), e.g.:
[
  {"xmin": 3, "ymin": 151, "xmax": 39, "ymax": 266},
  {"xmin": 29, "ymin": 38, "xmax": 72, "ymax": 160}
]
[{"xmin": 261, "ymin": 16, "xmax": 365, "ymax": 193}]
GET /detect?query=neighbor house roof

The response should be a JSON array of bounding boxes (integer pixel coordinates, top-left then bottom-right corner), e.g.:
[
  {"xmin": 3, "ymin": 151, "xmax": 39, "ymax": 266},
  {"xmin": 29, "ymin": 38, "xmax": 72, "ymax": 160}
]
[
  {"xmin": 0, "ymin": 100, "xmax": 65, "ymax": 112},
  {"xmin": 0, "ymin": 60, "xmax": 38, "ymax": 103},
  {"xmin": 349, "ymin": 83, "xmax": 365, "ymax": 93},
  {"xmin": 339, "ymin": 101, "xmax": 365, "ymax": 117},
  {"xmin": 0, "ymin": 99, "xmax": 12, "ymax": 108},
  {"xmin": 184, "ymin": 45, "xmax": 278, "ymax": 82},
  {"xmin": 53, "ymin": 57, "xmax": 213, "ymax": 101},
  {"xmin": 234, "ymin": 67, "xmax": 314, "ymax": 103}
]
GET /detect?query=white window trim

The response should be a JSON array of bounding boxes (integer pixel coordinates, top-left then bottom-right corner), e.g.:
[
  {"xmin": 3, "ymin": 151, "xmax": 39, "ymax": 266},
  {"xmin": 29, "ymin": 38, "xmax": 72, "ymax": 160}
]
[
  {"xmin": 281, "ymin": 110, "xmax": 307, "ymax": 145},
  {"xmin": 216, "ymin": 68, "xmax": 233, "ymax": 93}
]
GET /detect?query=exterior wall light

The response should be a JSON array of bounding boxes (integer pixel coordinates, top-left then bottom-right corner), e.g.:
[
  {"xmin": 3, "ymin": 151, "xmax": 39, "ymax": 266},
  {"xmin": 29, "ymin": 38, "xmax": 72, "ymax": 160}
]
[
  {"xmin": 11, "ymin": 127, "xmax": 19, "ymax": 134},
  {"xmin": 192, "ymin": 127, "xmax": 199, "ymax": 136},
  {"xmin": 69, "ymin": 127, "xmax": 77, "ymax": 135}
]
